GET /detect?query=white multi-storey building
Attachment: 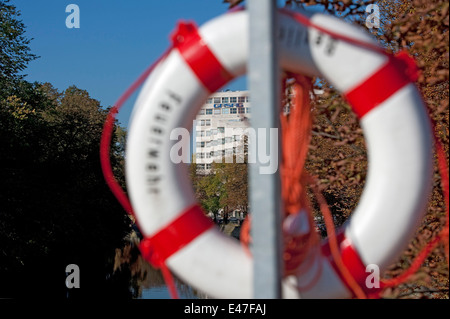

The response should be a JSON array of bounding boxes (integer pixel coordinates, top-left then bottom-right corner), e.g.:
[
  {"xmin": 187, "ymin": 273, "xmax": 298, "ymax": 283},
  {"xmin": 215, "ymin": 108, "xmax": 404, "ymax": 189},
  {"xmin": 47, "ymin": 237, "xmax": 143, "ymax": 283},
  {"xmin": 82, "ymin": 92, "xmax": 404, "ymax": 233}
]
[
  {"xmin": 193, "ymin": 88, "xmax": 322, "ymax": 173},
  {"xmin": 194, "ymin": 90, "xmax": 251, "ymax": 172}
]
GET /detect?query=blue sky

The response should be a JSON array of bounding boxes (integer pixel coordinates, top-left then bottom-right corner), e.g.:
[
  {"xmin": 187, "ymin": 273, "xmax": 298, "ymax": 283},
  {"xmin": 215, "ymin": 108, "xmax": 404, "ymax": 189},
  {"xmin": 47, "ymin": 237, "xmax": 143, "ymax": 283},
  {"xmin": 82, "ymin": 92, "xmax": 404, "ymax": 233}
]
[{"xmin": 14, "ymin": 0, "xmax": 248, "ymax": 128}]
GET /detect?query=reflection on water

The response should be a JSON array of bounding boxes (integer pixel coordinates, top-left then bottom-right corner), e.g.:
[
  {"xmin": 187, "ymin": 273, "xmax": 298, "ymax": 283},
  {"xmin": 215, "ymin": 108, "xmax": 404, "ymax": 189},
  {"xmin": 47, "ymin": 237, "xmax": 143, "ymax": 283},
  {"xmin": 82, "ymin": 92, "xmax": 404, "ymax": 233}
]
[
  {"xmin": 113, "ymin": 233, "xmax": 207, "ymax": 299},
  {"xmin": 113, "ymin": 223, "xmax": 242, "ymax": 299},
  {"xmin": 139, "ymin": 276, "xmax": 201, "ymax": 299}
]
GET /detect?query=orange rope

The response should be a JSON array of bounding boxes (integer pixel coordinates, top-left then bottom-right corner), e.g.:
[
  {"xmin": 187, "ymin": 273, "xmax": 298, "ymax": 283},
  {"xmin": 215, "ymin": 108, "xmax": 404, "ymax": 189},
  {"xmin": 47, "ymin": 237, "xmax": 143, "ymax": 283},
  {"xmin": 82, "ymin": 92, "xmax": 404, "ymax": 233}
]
[
  {"xmin": 240, "ymin": 215, "xmax": 252, "ymax": 256},
  {"xmin": 239, "ymin": 75, "xmax": 325, "ymax": 287},
  {"xmin": 239, "ymin": 75, "xmax": 366, "ymax": 295},
  {"xmin": 237, "ymin": 75, "xmax": 449, "ymax": 299},
  {"xmin": 280, "ymin": 75, "xmax": 321, "ymax": 280},
  {"xmin": 279, "ymin": 75, "xmax": 367, "ymax": 297}
]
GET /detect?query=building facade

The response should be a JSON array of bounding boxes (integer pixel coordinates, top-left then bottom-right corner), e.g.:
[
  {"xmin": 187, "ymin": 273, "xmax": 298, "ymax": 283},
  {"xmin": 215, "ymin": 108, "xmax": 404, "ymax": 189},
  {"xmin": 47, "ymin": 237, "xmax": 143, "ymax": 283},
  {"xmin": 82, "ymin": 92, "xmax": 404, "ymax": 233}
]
[
  {"xmin": 194, "ymin": 90, "xmax": 251, "ymax": 172},
  {"xmin": 193, "ymin": 88, "xmax": 322, "ymax": 172}
]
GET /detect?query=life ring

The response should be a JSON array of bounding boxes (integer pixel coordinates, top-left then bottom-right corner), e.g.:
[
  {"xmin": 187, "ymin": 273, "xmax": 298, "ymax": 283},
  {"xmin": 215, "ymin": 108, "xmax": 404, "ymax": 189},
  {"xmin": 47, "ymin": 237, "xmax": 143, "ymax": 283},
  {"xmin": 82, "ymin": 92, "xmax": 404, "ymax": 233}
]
[{"xmin": 125, "ymin": 8, "xmax": 433, "ymax": 298}]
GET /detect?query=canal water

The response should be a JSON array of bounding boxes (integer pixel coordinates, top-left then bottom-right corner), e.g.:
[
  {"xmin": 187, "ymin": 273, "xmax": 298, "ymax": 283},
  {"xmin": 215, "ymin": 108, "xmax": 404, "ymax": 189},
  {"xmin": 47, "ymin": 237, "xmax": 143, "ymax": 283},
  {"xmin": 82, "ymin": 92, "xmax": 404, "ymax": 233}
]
[
  {"xmin": 133, "ymin": 259, "xmax": 205, "ymax": 299},
  {"xmin": 113, "ymin": 241, "xmax": 206, "ymax": 299},
  {"xmin": 115, "ymin": 223, "xmax": 240, "ymax": 299},
  {"xmin": 139, "ymin": 279, "xmax": 203, "ymax": 299}
]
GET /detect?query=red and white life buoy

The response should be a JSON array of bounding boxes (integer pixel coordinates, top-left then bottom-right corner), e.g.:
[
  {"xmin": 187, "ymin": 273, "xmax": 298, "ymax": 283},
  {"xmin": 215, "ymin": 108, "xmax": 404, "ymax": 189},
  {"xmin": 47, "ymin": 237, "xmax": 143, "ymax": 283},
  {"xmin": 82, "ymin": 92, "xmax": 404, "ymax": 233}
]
[{"xmin": 125, "ymin": 8, "xmax": 433, "ymax": 298}]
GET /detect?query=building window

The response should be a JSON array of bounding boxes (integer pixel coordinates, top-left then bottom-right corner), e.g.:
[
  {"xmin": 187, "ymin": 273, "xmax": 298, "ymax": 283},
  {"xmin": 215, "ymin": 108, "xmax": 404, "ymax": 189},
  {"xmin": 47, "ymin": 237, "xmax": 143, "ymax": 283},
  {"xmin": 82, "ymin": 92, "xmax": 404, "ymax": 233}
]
[
  {"xmin": 238, "ymin": 107, "xmax": 245, "ymax": 114},
  {"xmin": 230, "ymin": 97, "xmax": 237, "ymax": 103},
  {"xmin": 233, "ymin": 135, "xmax": 241, "ymax": 142},
  {"xmin": 238, "ymin": 96, "xmax": 245, "ymax": 103},
  {"xmin": 206, "ymin": 152, "xmax": 211, "ymax": 159},
  {"xmin": 230, "ymin": 108, "xmax": 237, "ymax": 114},
  {"xmin": 199, "ymin": 109, "xmax": 205, "ymax": 115},
  {"xmin": 199, "ymin": 131, "xmax": 205, "ymax": 137},
  {"xmin": 246, "ymin": 107, "xmax": 251, "ymax": 113},
  {"xmin": 206, "ymin": 163, "xmax": 212, "ymax": 170},
  {"xmin": 213, "ymin": 97, "xmax": 221, "ymax": 103},
  {"xmin": 206, "ymin": 109, "xmax": 213, "ymax": 115},
  {"xmin": 225, "ymin": 137, "xmax": 233, "ymax": 143},
  {"xmin": 206, "ymin": 130, "xmax": 211, "ymax": 136},
  {"xmin": 246, "ymin": 96, "xmax": 250, "ymax": 102},
  {"xmin": 206, "ymin": 98, "xmax": 213, "ymax": 104},
  {"xmin": 222, "ymin": 108, "xmax": 230, "ymax": 114},
  {"xmin": 218, "ymin": 127, "xmax": 225, "ymax": 133},
  {"xmin": 200, "ymin": 120, "xmax": 205, "ymax": 126},
  {"xmin": 214, "ymin": 108, "xmax": 221, "ymax": 115},
  {"xmin": 198, "ymin": 153, "xmax": 204, "ymax": 159},
  {"xmin": 205, "ymin": 119, "xmax": 211, "ymax": 126},
  {"xmin": 222, "ymin": 97, "xmax": 229, "ymax": 103},
  {"xmin": 221, "ymin": 138, "xmax": 226, "ymax": 145},
  {"xmin": 211, "ymin": 129, "xmax": 218, "ymax": 135},
  {"xmin": 225, "ymin": 148, "xmax": 233, "ymax": 155},
  {"xmin": 197, "ymin": 164, "xmax": 205, "ymax": 170}
]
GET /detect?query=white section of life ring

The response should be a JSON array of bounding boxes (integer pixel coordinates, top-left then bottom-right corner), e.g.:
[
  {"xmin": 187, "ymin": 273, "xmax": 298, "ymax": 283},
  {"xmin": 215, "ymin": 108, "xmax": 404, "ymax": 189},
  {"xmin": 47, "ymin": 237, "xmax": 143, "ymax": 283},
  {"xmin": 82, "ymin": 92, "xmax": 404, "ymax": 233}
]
[
  {"xmin": 125, "ymin": 9, "xmax": 433, "ymax": 298},
  {"xmin": 346, "ymin": 84, "xmax": 433, "ymax": 269}
]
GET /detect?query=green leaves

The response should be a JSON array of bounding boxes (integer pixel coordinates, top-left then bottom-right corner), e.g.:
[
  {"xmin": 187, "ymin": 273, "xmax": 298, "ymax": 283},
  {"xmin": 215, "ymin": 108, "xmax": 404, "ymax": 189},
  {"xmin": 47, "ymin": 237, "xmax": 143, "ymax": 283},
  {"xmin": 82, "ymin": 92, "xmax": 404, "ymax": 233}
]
[
  {"xmin": 0, "ymin": 0, "xmax": 38, "ymax": 83},
  {"xmin": 190, "ymin": 158, "xmax": 248, "ymax": 219},
  {"xmin": 0, "ymin": 80, "xmax": 130, "ymax": 297}
]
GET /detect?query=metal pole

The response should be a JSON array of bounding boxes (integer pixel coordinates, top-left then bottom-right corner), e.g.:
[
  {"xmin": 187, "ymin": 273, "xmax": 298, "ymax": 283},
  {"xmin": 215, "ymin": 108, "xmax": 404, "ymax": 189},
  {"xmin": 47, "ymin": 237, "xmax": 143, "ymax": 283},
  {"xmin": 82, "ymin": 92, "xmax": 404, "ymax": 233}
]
[{"xmin": 248, "ymin": 0, "xmax": 282, "ymax": 298}]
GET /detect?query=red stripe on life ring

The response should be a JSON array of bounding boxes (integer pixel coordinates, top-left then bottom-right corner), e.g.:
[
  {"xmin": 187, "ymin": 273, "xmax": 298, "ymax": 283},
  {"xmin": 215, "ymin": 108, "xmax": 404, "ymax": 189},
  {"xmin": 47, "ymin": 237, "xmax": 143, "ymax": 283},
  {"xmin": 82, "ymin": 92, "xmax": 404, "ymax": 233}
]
[
  {"xmin": 345, "ymin": 51, "xmax": 420, "ymax": 119},
  {"xmin": 140, "ymin": 205, "xmax": 214, "ymax": 268},
  {"xmin": 321, "ymin": 233, "xmax": 382, "ymax": 297},
  {"xmin": 171, "ymin": 21, "xmax": 234, "ymax": 93}
]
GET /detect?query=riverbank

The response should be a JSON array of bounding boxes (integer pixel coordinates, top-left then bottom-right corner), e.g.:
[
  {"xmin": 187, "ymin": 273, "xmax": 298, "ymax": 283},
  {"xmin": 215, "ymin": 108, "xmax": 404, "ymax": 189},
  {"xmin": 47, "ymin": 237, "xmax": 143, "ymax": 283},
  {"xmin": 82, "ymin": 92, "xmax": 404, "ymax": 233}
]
[
  {"xmin": 220, "ymin": 223, "xmax": 241, "ymax": 240},
  {"xmin": 113, "ymin": 221, "xmax": 242, "ymax": 299}
]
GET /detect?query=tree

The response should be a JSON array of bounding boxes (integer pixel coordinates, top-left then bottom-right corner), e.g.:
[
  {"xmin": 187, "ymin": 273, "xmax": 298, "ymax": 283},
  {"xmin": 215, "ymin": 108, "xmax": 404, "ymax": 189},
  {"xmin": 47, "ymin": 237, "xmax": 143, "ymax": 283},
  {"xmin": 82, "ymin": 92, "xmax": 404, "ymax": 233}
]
[
  {"xmin": 217, "ymin": 156, "xmax": 249, "ymax": 217},
  {"xmin": 198, "ymin": 165, "xmax": 227, "ymax": 221},
  {"xmin": 189, "ymin": 154, "xmax": 249, "ymax": 223},
  {"xmin": 287, "ymin": 0, "xmax": 448, "ymax": 298},
  {"xmin": 0, "ymin": 0, "xmax": 38, "ymax": 92},
  {"xmin": 372, "ymin": 0, "xmax": 449, "ymax": 299},
  {"xmin": 0, "ymin": 81, "xmax": 131, "ymax": 298}
]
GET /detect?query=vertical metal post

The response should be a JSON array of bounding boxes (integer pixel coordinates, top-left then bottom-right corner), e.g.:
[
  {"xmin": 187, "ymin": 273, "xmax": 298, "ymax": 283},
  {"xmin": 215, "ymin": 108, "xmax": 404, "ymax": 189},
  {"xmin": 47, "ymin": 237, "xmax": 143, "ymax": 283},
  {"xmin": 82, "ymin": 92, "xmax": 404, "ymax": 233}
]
[{"xmin": 248, "ymin": 0, "xmax": 282, "ymax": 298}]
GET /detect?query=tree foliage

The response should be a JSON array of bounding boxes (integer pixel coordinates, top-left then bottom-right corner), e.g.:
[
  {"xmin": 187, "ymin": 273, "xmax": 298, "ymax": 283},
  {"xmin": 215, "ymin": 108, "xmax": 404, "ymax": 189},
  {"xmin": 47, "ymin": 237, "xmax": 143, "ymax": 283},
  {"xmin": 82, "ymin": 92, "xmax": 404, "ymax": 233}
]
[
  {"xmin": 0, "ymin": 1, "xmax": 131, "ymax": 297},
  {"xmin": 0, "ymin": 81, "xmax": 131, "ymax": 298},
  {"xmin": 373, "ymin": 0, "xmax": 448, "ymax": 299},
  {"xmin": 190, "ymin": 156, "xmax": 248, "ymax": 222},
  {"xmin": 289, "ymin": 0, "xmax": 448, "ymax": 298},
  {"xmin": 0, "ymin": 0, "xmax": 37, "ymax": 89}
]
